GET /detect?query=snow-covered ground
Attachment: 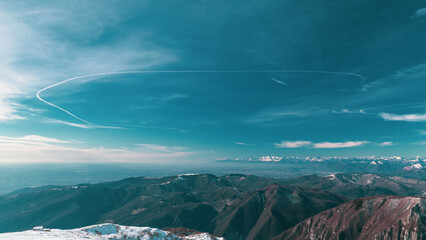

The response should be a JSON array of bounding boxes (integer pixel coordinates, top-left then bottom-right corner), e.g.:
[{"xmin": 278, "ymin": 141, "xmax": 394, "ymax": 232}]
[{"xmin": 0, "ymin": 224, "xmax": 223, "ymax": 240}]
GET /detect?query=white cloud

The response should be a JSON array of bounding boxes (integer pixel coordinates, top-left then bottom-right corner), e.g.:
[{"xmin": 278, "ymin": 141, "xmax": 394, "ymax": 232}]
[
  {"xmin": 413, "ymin": 7, "xmax": 426, "ymax": 18},
  {"xmin": 380, "ymin": 113, "xmax": 426, "ymax": 122},
  {"xmin": 274, "ymin": 141, "xmax": 312, "ymax": 148},
  {"xmin": 0, "ymin": 135, "xmax": 71, "ymax": 146},
  {"xmin": 274, "ymin": 140, "xmax": 371, "ymax": 148},
  {"xmin": 333, "ymin": 109, "xmax": 367, "ymax": 114},
  {"xmin": 378, "ymin": 141, "xmax": 395, "ymax": 146},
  {"xmin": 14, "ymin": 135, "xmax": 70, "ymax": 143},
  {"xmin": 0, "ymin": 101, "xmax": 27, "ymax": 121},
  {"xmin": 0, "ymin": 11, "xmax": 39, "ymax": 121},
  {"xmin": 0, "ymin": 4, "xmax": 176, "ymax": 122},
  {"xmin": 0, "ymin": 135, "xmax": 194, "ymax": 163},
  {"xmin": 313, "ymin": 141, "xmax": 369, "ymax": 148}
]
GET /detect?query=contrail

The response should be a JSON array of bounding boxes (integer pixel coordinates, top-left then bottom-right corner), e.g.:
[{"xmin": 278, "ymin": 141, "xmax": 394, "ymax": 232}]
[{"xmin": 36, "ymin": 70, "xmax": 366, "ymax": 129}]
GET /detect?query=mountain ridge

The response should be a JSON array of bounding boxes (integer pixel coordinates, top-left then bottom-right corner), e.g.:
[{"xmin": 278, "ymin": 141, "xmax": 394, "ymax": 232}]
[
  {"xmin": 274, "ymin": 195, "xmax": 426, "ymax": 240},
  {"xmin": 1, "ymin": 173, "xmax": 425, "ymax": 239}
]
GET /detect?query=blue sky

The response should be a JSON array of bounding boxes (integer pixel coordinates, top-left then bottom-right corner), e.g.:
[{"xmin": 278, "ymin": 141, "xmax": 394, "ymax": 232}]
[{"xmin": 1, "ymin": 0, "xmax": 426, "ymax": 163}]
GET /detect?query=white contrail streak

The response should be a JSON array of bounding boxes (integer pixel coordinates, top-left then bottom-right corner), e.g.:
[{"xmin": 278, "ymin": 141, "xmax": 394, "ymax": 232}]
[{"xmin": 36, "ymin": 70, "xmax": 366, "ymax": 129}]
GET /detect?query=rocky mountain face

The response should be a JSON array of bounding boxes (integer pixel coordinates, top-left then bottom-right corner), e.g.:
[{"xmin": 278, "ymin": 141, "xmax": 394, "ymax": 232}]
[
  {"xmin": 211, "ymin": 185, "xmax": 346, "ymax": 240},
  {"xmin": 0, "ymin": 173, "xmax": 425, "ymax": 239},
  {"xmin": 274, "ymin": 196, "xmax": 426, "ymax": 240}
]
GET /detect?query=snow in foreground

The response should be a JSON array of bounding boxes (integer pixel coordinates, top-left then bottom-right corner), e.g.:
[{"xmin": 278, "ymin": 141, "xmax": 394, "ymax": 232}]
[{"xmin": 0, "ymin": 223, "xmax": 223, "ymax": 240}]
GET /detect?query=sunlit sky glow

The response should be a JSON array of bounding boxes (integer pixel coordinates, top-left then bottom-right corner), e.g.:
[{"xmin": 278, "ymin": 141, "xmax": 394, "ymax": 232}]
[{"xmin": 1, "ymin": 0, "xmax": 426, "ymax": 163}]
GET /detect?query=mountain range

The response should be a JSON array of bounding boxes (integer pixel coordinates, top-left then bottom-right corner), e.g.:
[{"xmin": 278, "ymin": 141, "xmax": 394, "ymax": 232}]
[
  {"xmin": 222, "ymin": 156, "xmax": 426, "ymax": 180},
  {"xmin": 1, "ymin": 173, "xmax": 425, "ymax": 239}
]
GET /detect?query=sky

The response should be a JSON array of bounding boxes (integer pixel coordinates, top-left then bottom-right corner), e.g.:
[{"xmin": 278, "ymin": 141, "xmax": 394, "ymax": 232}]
[{"xmin": 1, "ymin": 0, "xmax": 426, "ymax": 163}]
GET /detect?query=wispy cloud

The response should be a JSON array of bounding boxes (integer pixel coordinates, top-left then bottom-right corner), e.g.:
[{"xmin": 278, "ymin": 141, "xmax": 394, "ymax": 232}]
[
  {"xmin": 160, "ymin": 94, "xmax": 188, "ymax": 102},
  {"xmin": 357, "ymin": 64, "xmax": 426, "ymax": 116},
  {"xmin": 145, "ymin": 93, "xmax": 188, "ymax": 103},
  {"xmin": 0, "ymin": 135, "xmax": 194, "ymax": 163},
  {"xmin": 242, "ymin": 95, "xmax": 325, "ymax": 125},
  {"xmin": 135, "ymin": 144, "xmax": 190, "ymax": 154},
  {"xmin": 413, "ymin": 7, "xmax": 426, "ymax": 18},
  {"xmin": 332, "ymin": 109, "xmax": 367, "ymax": 114},
  {"xmin": 313, "ymin": 141, "xmax": 369, "ymax": 148},
  {"xmin": 275, "ymin": 141, "xmax": 312, "ymax": 148},
  {"xmin": 274, "ymin": 140, "xmax": 370, "ymax": 148},
  {"xmin": 360, "ymin": 79, "xmax": 386, "ymax": 92},
  {"xmin": 0, "ymin": 135, "xmax": 70, "ymax": 144},
  {"xmin": 0, "ymin": 102, "xmax": 27, "ymax": 121},
  {"xmin": 378, "ymin": 141, "xmax": 395, "ymax": 146},
  {"xmin": 380, "ymin": 113, "xmax": 426, "ymax": 122},
  {"xmin": 52, "ymin": 120, "xmax": 91, "ymax": 129},
  {"xmin": 234, "ymin": 142, "xmax": 254, "ymax": 146},
  {"xmin": 0, "ymin": 4, "xmax": 176, "ymax": 122},
  {"xmin": 271, "ymin": 77, "xmax": 289, "ymax": 86},
  {"xmin": 0, "ymin": 10, "xmax": 40, "ymax": 121},
  {"xmin": 244, "ymin": 110, "xmax": 313, "ymax": 124},
  {"xmin": 417, "ymin": 130, "xmax": 426, "ymax": 135},
  {"xmin": 51, "ymin": 120, "xmax": 125, "ymax": 130}
]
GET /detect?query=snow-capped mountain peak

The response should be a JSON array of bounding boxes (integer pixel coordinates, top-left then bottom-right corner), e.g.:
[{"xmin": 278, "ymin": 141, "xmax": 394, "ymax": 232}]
[
  {"xmin": 258, "ymin": 156, "xmax": 283, "ymax": 162},
  {"xmin": 402, "ymin": 163, "xmax": 424, "ymax": 171}
]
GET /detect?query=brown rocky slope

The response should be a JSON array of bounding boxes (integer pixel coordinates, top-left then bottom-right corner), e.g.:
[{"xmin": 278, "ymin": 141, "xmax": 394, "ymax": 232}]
[
  {"xmin": 211, "ymin": 185, "xmax": 347, "ymax": 240},
  {"xmin": 274, "ymin": 196, "xmax": 426, "ymax": 240}
]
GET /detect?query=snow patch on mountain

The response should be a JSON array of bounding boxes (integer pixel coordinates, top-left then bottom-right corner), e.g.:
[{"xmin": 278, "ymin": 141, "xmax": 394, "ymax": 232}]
[
  {"xmin": 0, "ymin": 224, "xmax": 223, "ymax": 240},
  {"xmin": 403, "ymin": 163, "xmax": 424, "ymax": 171},
  {"xmin": 326, "ymin": 174, "xmax": 336, "ymax": 180}
]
